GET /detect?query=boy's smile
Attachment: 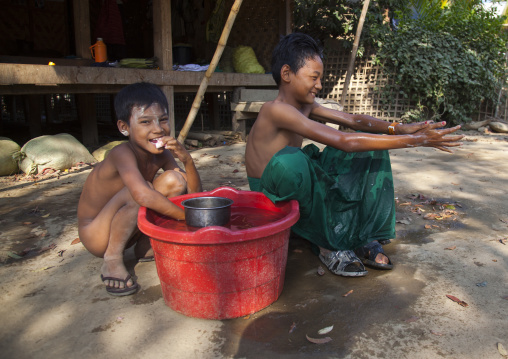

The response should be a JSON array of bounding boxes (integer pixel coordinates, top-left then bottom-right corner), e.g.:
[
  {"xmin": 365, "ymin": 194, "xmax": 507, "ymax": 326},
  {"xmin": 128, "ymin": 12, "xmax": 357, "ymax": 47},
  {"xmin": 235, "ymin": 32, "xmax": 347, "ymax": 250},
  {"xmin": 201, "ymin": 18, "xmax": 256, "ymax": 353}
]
[
  {"xmin": 126, "ymin": 103, "xmax": 170, "ymax": 152},
  {"xmin": 290, "ymin": 55, "xmax": 323, "ymax": 105}
]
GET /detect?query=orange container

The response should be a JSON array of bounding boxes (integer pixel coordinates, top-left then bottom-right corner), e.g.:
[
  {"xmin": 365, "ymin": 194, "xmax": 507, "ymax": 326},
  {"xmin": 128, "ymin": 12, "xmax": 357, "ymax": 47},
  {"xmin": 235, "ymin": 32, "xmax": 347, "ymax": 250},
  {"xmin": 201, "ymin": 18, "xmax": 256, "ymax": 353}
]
[
  {"xmin": 137, "ymin": 187, "xmax": 300, "ymax": 319},
  {"xmin": 90, "ymin": 38, "xmax": 107, "ymax": 62}
]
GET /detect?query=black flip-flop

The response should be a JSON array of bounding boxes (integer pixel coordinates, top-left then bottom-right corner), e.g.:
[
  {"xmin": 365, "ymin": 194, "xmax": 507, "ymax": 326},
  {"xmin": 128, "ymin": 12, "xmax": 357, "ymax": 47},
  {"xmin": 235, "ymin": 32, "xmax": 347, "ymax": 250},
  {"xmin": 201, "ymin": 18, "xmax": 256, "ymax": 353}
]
[
  {"xmin": 101, "ymin": 274, "xmax": 139, "ymax": 296},
  {"xmin": 355, "ymin": 241, "xmax": 393, "ymax": 270},
  {"xmin": 138, "ymin": 256, "xmax": 154, "ymax": 262}
]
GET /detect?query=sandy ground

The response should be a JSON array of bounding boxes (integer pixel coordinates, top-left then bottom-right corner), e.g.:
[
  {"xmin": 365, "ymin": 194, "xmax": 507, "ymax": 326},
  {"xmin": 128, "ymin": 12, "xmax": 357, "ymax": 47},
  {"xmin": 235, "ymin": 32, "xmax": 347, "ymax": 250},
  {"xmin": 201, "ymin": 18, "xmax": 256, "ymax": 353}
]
[{"xmin": 0, "ymin": 130, "xmax": 507, "ymax": 359}]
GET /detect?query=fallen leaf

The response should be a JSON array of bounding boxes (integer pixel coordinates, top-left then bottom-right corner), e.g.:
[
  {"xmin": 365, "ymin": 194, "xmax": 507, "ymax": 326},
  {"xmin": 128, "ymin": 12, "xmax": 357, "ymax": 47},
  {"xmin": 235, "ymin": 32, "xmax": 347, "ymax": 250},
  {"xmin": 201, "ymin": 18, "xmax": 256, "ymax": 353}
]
[
  {"xmin": 399, "ymin": 202, "xmax": 412, "ymax": 206},
  {"xmin": 289, "ymin": 322, "xmax": 297, "ymax": 334},
  {"xmin": 424, "ymin": 213, "xmax": 440, "ymax": 220},
  {"xmin": 38, "ymin": 243, "xmax": 56, "ymax": 253},
  {"xmin": 243, "ymin": 315, "xmax": 250, "ymax": 320},
  {"xmin": 498, "ymin": 343, "xmax": 508, "ymax": 357},
  {"xmin": 444, "ymin": 204, "xmax": 456, "ymax": 210},
  {"xmin": 493, "ymin": 259, "xmax": 498, "ymax": 262},
  {"xmin": 396, "ymin": 218, "xmax": 411, "ymax": 225},
  {"xmin": 7, "ymin": 252, "xmax": 23, "ymax": 259},
  {"xmin": 232, "ymin": 169, "xmax": 239, "ymax": 173},
  {"xmin": 405, "ymin": 316, "xmax": 419, "ymax": 323},
  {"xmin": 445, "ymin": 246, "xmax": 456, "ymax": 250},
  {"xmin": 41, "ymin": 213, "xmax": 50, "ymax": 218},
  {"xmin": 23, "ymin": 222, "xmax": 32, "ymax": 225},
  {"xmin": 71, "ymin": 238, "xmax": 81, "ymax": 245},
  {"xmin": 306, "ymin": 335, "xmax": 332, "ymax": 344},
  {"xmin": 343, "ymin": 290, "xmax": 353, "ymax": 297},
  {"xmin": 446, "ymin": 294, "xmax": 468, "ymax": 307},
  {"xmin": 430, "ymin": 330, "xmax": 444, "ymax": 336},
  {"xmin": 474, "ymin": 261, "xmax": 484, "ymax": 267},
  {"xmin": 425, "ymin": 224, "xmax": 432, "ymax": 229},
  {"xmin": 317, "ymin": 266, "xmax": 325, "ymax": 276},
  {"xmin": 318, "ymin": 325, "xmax": 334, "ymax": 335}
]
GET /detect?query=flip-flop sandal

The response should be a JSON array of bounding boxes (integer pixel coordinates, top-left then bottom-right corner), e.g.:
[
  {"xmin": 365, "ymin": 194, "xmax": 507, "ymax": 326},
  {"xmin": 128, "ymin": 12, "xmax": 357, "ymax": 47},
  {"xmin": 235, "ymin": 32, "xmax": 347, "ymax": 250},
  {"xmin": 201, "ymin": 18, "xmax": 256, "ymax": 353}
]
[
  {"xmin": 379, "ymin": 239, "xmax": 391, "ymax": 245},
  {"xmin": 355, "ymin": 241, "xmax": 393, "ymax": 270},
  {"xmin": 138, "ymin": 256, "xmax": 154, "ymax": 262},
  {"xmin": 319, "ymin": 250, "xmax": 368, "ymax": 277},
  {"xmin": 101, "ymin": 274, "xmax": 140, "ymax": 296}
]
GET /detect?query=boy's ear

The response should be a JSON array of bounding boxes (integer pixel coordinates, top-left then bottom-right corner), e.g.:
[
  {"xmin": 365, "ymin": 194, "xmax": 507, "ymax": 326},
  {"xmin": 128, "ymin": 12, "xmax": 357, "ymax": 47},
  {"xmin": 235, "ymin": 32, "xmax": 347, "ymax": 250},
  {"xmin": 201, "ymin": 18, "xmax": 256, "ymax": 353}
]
[
  {"xmin": 281, "ymin": 64, "xmax": 292, "ymax": 84},
  {"xmin": 117, "ymin": 120, "xmax": 130, "ymax": 136}
]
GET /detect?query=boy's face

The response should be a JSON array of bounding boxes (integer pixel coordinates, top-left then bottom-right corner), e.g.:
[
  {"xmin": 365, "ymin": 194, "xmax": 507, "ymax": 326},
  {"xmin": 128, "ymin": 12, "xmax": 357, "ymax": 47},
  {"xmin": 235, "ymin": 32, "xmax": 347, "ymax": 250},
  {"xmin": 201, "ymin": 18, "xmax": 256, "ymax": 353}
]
[
  {"xmin": 289, "ymin": 55, "xmax": 323, "ymax": 104},
  {"xmin": 119, "ymin": 103, "xmax": 170, "ymax": 153}
]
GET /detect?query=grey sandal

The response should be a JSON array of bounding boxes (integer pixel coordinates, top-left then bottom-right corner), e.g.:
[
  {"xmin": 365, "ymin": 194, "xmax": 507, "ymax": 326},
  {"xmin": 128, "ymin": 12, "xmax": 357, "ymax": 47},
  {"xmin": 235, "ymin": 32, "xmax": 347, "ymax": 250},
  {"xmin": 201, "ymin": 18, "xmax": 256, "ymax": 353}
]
[{"xmin": 318, "ymin": 250, "xmax": 368, "ymax": 277}]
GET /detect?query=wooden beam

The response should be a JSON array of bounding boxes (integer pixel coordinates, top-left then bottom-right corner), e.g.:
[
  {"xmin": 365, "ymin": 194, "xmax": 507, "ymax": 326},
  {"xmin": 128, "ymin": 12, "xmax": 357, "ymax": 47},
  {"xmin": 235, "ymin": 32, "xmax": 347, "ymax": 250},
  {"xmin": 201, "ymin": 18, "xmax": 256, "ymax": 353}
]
[
  {"xmin": 76, "ymin": 94, "xmax": 98, "ymax": 147},
  {"xmin": 73, "ymin": 0, "xmax": 91, "ymax": 59},
  {"xmin": 0, "ymin": 64, "xmax": 276, "ymax": 88},
  {"xmin": 153, "ymin": 0, "xmax": 175, "ymax": 135}
]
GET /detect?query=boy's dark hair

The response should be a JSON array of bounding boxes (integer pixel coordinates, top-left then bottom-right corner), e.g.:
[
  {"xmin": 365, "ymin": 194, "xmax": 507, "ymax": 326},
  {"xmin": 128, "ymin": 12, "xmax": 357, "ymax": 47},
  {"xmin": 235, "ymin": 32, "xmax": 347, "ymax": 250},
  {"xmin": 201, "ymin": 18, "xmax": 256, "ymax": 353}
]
[
  {"xmin": 114, "ymin": 82, "xmax": 169, "ymax": 123},
  {"xmin": 271, "ymin": 32, "xmax": 323, "ymax": 87}
]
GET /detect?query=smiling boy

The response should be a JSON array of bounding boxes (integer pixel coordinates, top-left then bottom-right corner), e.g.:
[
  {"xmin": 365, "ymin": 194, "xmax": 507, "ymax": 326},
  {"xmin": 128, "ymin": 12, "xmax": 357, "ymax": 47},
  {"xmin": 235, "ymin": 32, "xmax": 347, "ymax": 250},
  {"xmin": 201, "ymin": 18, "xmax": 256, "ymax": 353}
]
[
  {"xmin": 77, "ymin": 82, "xmax": 202, "ymax": 296},
  {"xmin": 245, "ymin": 33, "xmax": 463, "ymax": 277}
]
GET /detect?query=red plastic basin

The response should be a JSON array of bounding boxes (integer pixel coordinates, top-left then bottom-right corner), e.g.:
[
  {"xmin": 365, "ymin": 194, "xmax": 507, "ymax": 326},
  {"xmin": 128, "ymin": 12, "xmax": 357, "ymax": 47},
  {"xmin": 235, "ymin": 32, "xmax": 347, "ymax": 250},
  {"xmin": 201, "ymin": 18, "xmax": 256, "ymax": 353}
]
[{"xmin": 137, "ymin": 186, "xmax": 299, "ymax": 319}]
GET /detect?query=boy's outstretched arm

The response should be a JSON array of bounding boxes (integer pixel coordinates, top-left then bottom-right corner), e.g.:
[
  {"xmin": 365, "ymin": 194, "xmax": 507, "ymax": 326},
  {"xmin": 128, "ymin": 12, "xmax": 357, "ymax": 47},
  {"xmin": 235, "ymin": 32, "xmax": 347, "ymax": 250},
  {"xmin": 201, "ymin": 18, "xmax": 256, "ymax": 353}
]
[
  {"xmin": 271, "ymin": 102, "xmax": 463, "ymax": 153},
  {"xmin": 309, "ymin": 102, "xmax": 435, "ymax": 135}
]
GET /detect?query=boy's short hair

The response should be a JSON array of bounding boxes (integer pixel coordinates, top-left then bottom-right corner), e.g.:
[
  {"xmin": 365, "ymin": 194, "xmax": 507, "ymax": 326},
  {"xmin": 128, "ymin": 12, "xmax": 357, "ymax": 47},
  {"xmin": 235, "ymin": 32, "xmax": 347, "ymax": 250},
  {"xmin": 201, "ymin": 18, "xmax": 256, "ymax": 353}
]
[
  {"xmin": 114, "ymin": 82, "xmax": 169, "ymax": 123},
  {"xmin": 271, "ymin": 32, "xmax": 323, "ymax": 87}
]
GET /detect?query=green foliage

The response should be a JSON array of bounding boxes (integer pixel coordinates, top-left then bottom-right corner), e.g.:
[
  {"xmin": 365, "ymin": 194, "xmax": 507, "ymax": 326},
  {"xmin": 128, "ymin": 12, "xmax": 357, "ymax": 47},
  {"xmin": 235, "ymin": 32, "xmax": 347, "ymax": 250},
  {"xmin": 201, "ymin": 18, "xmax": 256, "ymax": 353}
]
[{"xmin": 376, "ymin": 0, "xmax": 508, "ymax": 123}]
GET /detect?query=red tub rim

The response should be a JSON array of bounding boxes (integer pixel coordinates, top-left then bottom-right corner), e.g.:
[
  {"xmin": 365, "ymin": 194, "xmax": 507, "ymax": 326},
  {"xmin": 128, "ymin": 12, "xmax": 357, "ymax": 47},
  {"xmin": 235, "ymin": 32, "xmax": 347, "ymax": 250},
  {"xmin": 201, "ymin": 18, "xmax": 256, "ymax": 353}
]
[{"xmin": 138, "ymin": 186, "xmax": 299, "ymax": 245}]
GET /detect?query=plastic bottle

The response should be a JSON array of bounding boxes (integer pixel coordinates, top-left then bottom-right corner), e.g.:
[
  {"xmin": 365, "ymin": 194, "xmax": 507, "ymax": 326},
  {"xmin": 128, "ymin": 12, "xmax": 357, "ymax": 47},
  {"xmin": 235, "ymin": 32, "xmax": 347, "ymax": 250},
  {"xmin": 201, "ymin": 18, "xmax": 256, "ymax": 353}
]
[{"xmin": 90, "ymin": 38, "xmax": 107, "ymax": 62}]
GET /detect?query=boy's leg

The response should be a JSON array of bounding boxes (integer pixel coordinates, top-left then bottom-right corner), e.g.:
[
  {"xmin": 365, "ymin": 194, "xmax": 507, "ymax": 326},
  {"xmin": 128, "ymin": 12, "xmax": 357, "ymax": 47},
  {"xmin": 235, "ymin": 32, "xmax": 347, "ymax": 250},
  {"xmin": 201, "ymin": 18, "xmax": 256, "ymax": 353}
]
[
  {"xmin": 79, "ymin": 187, "xmax": 140, "ymax": 291},
  {"xmin": 133, "ymin": 170, "xmax": 188, "ymax": 259}
]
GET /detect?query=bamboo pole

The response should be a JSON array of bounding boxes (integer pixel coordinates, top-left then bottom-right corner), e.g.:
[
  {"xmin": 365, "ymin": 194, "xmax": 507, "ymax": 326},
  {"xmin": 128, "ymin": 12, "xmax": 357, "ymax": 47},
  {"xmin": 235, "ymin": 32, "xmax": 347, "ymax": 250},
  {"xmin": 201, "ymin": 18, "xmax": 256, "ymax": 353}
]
[
  {"xmin": 177, "ymin": 0, "xmax": 243, "ymax": 143},
  {"xmin": 340, "ymin": 0, "xmax": 371, "ymax": 107}
]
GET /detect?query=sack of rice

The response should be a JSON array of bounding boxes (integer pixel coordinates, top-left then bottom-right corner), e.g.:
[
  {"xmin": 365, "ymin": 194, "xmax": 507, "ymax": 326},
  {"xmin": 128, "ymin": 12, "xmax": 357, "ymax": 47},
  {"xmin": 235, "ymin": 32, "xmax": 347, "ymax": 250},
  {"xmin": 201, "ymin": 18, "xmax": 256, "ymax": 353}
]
[
  {"xmin": 92, "ymin": 140, "xmax": 127, "ymax": 162},
  {"xmin": 233, "ymin": 46, "xmax": 265, "ymax": 74},
  {"xmin": 0, "ymin": 137, "xmax": 21, "ymax": 176},
  {"xmin": 16, "ymin": 133, "xmax": 96, "ymax": 175}
]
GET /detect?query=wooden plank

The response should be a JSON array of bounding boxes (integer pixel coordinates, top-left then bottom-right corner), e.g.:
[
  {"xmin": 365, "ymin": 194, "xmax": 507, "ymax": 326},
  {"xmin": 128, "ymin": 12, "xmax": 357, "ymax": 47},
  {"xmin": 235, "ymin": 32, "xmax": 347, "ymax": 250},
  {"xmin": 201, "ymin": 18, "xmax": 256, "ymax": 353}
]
[
  {"xmin": 73, "ymin": 0, "xmax": 91, "ymax": 59},
  {"xmin": 76, "ymin": 94, "xmax": 98, "ymax": 147},
  {"xmin": 231, "ymin": 102, "xmax": 265, "ymax": 112},
  {"xmin": 0, "ymin": 64, "xmax": 276, "ymax": 88}
]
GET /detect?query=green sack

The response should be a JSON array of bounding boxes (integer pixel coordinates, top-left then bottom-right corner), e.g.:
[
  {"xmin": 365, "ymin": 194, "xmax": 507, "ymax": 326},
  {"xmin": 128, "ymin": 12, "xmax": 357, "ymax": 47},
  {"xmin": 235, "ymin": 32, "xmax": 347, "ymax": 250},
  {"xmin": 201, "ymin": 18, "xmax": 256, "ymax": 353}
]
[
  {"xmin": 16, "ymin": 133, "xmax": 96, "ymax": 175},
  {"xmin": 92, "ymin": 140, "xmax": 127, "ymax": 162},
  {"xmin": 0, "ymin": 137, "xmax": 21, "ymax": 176},
  {"xmin": 233, "ymin": 46, "xmax": 265, "ymax": 74}
]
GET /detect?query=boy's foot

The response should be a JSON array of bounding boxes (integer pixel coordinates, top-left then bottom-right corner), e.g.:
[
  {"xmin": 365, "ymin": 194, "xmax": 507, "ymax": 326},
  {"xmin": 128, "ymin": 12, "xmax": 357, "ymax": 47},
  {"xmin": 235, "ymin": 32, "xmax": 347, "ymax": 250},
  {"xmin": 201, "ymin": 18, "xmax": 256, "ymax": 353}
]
[
  {"xmin": 101, "ymin": 274, "xmax": 139, "ymax": 296},
  {"xmin": 354, "ymin": 241, "xmax": 393, "ymax": 270},
  {"xmin": 319, "ymin": 250, "xmax": 368, "ymax": 277},
  {"xmin": 101, "ymin": 256, "xmax": 138, "ymax": 295}
]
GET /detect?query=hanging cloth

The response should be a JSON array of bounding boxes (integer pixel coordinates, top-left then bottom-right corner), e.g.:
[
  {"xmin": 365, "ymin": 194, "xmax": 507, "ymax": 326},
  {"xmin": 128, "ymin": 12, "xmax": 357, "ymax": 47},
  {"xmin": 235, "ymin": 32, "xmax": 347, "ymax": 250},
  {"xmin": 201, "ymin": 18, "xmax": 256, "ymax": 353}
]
[{"xmin": 95, "ymin": 0, "xmax": 126, "ymax": 45}]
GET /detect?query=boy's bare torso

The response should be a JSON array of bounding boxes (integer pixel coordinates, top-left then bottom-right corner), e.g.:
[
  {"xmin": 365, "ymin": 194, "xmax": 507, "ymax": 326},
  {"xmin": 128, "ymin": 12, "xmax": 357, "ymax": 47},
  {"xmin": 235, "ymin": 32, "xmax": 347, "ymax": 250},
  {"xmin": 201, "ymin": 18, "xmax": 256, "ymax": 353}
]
[
  {"xmin": 245, "ymin": 100, "xmax": 314, "ymax": 178},
  {"xmin": 77, "ymin": 143, "xmax": 167, "ymax": 223}
]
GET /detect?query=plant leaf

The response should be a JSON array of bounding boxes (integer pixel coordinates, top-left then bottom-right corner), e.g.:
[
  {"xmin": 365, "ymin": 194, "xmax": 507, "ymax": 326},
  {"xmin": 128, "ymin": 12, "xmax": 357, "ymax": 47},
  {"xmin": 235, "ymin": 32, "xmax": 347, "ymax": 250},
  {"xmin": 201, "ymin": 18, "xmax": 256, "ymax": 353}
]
[
  {"xmin": 446, "ymin": 294, "xmax": 468, "ymax": 307},
  {"xmin": 306, "ymin": 335, "xmax": 332, "ymax": 344},
  {"xmin": 318, "ymin": 325, "xmax": 334, "ymax": 335}
]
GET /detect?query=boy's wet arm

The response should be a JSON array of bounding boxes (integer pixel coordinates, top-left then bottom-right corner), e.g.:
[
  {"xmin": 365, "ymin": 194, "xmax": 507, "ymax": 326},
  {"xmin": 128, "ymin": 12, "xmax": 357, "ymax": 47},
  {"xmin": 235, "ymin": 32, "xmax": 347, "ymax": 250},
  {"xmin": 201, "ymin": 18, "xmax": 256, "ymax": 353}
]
[{"xmin": 310, "ymin": 105, "xmax": 392, "ymax": 133}]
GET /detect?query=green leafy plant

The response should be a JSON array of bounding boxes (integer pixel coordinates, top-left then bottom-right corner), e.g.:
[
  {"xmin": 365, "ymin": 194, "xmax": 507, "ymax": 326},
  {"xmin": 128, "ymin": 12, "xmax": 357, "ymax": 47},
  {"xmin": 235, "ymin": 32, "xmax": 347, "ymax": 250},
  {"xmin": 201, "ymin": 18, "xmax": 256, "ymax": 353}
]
[{"xmin": 375, "ymin": 0, "xmax": 508, "ymax": 124}]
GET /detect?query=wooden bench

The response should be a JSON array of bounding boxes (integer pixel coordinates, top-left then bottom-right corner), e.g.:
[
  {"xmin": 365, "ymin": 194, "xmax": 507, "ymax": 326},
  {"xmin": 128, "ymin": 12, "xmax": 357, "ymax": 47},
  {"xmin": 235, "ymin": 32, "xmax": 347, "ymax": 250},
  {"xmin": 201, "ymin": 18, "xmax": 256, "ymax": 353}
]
[{"xmin": 231, "ymin": 88, "xmax": 343, "ymax": 141}]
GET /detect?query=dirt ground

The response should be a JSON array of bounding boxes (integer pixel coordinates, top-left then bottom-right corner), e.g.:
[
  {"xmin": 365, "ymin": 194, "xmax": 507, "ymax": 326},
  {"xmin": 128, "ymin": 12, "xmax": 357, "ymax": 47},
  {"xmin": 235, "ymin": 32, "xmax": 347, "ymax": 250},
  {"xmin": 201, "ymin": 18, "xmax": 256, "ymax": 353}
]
[{"xmin": 0, "ymin": 130, "xmax": 507, "ymax": 359}]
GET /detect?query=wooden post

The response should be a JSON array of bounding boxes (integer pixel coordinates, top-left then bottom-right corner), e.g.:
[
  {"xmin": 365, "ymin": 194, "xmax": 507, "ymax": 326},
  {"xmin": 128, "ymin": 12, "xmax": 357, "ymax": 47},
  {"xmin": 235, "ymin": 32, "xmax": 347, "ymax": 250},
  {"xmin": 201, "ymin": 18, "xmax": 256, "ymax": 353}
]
[
  {"xmin": 74, "ymin": 0, "xmax": 98, "ymax": 147},
  {"xmin": 153, "ymin": 0, "xmax": 175, "ymax": 137},
  {"xmin": 340, "ymin": 0, "xmax": 370, "ymax": 108},
  {"xmin": 177, "ymin": 0, "xmax": 243, "ymax": 143},
  {"xmin": 27, "ymin": 95, "xmax": 42, "ymax": 138}
]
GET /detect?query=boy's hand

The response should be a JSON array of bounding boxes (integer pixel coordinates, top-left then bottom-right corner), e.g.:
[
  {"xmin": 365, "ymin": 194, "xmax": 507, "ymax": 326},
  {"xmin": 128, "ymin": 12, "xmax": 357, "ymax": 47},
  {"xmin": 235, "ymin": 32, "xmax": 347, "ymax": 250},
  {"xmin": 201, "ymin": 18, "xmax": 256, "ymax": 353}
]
[
  {"xmin": 396, "ymin": 121, "xmax": 444, "ymax": 135},
  {"xmin": 414, "ymin": 122, "xmax": 464, "ymax": 153},
  {"xmin": 161, "ymin": 137, "xmax": 193, "ymax": 164}
]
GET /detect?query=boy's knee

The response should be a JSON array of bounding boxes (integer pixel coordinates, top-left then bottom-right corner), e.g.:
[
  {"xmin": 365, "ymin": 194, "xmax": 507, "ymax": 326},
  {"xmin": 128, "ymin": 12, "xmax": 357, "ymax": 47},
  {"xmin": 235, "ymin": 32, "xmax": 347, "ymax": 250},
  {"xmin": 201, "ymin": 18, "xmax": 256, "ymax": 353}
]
[{"xmin": 154, "ymin": 171, "xmax": 187, "ymax": 197}]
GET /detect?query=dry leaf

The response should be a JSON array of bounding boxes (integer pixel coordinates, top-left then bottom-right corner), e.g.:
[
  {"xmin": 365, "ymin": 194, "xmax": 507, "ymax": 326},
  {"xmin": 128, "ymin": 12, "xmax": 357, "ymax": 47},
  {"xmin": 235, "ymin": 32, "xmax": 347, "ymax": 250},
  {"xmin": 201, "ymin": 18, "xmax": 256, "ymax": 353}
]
[
  {"xmin": 498, "ymin": 343, "xmax": 508, "ymax": 357},
  {"xmin": 317, "ymin": 266, "xmax": 325, "ymax": 276},
  {"xmin": 243, "ymin": 315, "xmax": 250, "ymax": 319},
  {"xmin": 430, "ymin": 330, "xmax": 444, "ymax": 336},
  {"xmin": 425, "ymin": 224, "xmax": 432, "ymax": 229},
  {"xmin": 446, "ymin": 294, "xmax": 468, "ymax": 307},
  {"xmin": 445, "ymin": 246, "xmax": 456, "ymax": 250},
  {"xmin": 306, "ymin": 335, "xmax": 332, "ymax": 344},
  {"xmin": 424, "ymin": 213, "xmax": 440, "ymax": 220},
  {"xmin": 289, "ymin": 322, "xmax": 297, "ymax": 334},
  {"xmin": 318, "ymin": 325, "xmax": 334, "ymax": 335},
  {"xmin": 71, "ymin": 238, "xmax": 81, "ymax": 245},
  {"xmin": 343, "ymin": 290, "xmax": 353, "ymax": 297},
  {"xmin": 41, "ymin": 213, "xmax": 50, "ymax": 218},
  {"xmin": 23, "ymin": 222, "xmax": 32, "ymax": 225},
  {"xmin": 399, "ymin": 202, "xmax": 412, "ymax": 206},
  {"xmin": 405, "ymin": 316, "xmax": 419, "ymax": 323},
  {"xmin": 232, "ymin": 169, "xmax": 239, "ymax": 173}
]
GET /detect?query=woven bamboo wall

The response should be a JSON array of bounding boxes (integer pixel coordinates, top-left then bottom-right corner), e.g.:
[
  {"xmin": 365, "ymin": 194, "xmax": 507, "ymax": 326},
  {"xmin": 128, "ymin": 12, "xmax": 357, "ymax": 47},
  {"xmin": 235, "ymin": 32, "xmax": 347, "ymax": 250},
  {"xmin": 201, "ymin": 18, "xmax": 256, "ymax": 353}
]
[{"xmin": 321, "ymin": 48, "xmax": 506, "ymax": 122}]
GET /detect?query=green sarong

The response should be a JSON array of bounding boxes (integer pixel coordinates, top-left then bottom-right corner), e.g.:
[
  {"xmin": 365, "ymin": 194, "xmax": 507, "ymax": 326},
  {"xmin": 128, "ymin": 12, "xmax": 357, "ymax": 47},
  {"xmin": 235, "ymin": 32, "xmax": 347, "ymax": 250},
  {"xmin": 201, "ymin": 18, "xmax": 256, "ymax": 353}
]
[{"xmin": 248, "ymin": 144, "xmax": 395, "ymax": 251}]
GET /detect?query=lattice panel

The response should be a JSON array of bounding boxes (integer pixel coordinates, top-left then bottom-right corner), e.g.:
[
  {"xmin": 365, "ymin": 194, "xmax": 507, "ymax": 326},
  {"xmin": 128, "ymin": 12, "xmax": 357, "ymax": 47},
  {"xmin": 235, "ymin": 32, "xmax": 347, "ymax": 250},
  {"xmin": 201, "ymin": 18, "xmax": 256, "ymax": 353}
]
[
  {"xmin": 322, "ymin": 50, "xmax": 412, "ymax": 121},
  {"xmin": 225, "ymin": 0, "xmax": 284, "ymax": 71}
]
